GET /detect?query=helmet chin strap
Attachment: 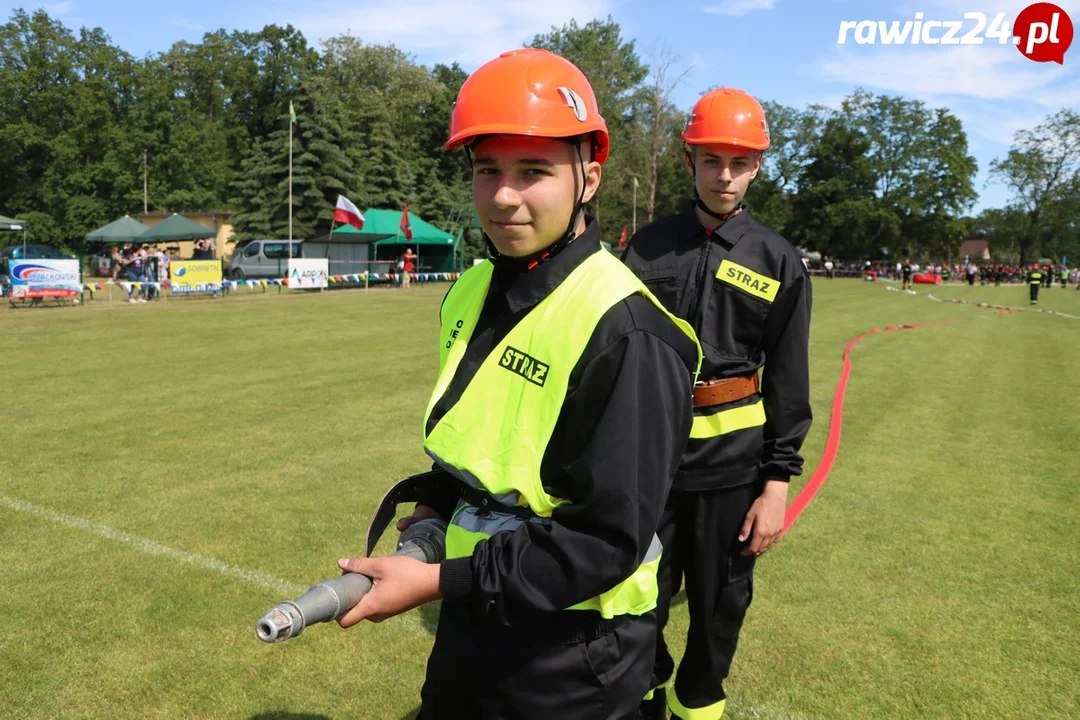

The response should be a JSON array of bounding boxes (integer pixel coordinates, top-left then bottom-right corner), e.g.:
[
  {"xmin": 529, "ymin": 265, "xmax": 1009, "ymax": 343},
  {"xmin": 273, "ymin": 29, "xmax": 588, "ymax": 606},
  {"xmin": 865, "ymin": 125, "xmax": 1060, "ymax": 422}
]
[{"xmin": 695, "ymin": 198, "xmax": 743, "ymax": 223}]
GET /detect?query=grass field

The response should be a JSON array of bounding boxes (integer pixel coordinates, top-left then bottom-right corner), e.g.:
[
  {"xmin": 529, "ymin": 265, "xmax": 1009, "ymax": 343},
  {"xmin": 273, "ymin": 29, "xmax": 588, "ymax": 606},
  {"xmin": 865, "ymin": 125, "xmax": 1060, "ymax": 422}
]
[{"xmin": 1, "ymin": 278, "xmax": 1078, "ymax": 719}]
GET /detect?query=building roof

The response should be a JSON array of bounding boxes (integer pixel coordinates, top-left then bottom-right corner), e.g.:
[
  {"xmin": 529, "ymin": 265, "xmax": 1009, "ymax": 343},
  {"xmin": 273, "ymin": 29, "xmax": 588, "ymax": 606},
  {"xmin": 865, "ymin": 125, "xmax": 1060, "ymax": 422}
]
[{"xmin": 959, "ymin": 239, "xmax": 990, "ymax": 257}]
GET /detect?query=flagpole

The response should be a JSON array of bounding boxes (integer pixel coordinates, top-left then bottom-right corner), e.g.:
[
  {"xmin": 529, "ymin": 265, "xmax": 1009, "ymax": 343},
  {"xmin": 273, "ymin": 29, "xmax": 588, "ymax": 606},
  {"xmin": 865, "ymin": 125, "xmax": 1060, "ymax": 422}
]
[
  {"xmin": 632, "ymin": 177, "xmax": 638, "ymax": 235},
  {"xmin": 288, "ymin": 109, "xmax": 294, "ymax": 258},
  {"xmin": 328, "ymin": 221, "xmax": 335, "ymax": 292}
]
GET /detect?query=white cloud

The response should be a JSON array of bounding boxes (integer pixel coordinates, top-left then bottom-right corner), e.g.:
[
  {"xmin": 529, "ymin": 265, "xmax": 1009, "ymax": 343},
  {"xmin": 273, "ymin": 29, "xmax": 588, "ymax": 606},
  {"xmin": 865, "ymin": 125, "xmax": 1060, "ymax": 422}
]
[
  {"xmin": 815, "ymin": 0, "xmax": 1080, "ymax": 109},
  {"xmin": 276, "ymin": 0, "xmax": 613, "ymax": 68},
  {"xmin": 817, "ymin": 44, "xmax": 1070, "ymax": 101},
  {"xmin": 810, "ymin": 36, "xmax": 1077, "ymax": 168},
  {"xmin": 924, "ymin": 0, "xmax": 1078, "ymax": 16},
  {"xmin": 47, "ymin": 0, "xmax": 73, "ymax": 14},
  {"xmin": 169, "ymin": 14, "xmax": 206, "ymax": 33},
  {"xmin": 702, "ymin": 0, "xmax": 777, "ymax": 17}
]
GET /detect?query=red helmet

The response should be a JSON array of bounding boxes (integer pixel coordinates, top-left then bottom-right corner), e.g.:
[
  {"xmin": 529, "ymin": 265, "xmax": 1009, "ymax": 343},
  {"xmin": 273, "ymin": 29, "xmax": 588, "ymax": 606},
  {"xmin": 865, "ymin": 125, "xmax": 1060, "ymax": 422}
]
[
  {"xmin": 446, "ymin": 48, "xmax": 610, "ymax": 164},
  {"xmin": 682, "ymin": 88, "xmax": 770, "ymax": 151}
]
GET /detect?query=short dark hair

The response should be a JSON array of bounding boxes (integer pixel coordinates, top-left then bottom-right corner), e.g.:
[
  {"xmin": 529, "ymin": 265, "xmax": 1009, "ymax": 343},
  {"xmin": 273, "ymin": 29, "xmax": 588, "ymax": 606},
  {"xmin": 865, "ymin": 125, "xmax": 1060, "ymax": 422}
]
[{"xmin": 468, "ymin": 133, "xmax": 597, "ymax": 162}]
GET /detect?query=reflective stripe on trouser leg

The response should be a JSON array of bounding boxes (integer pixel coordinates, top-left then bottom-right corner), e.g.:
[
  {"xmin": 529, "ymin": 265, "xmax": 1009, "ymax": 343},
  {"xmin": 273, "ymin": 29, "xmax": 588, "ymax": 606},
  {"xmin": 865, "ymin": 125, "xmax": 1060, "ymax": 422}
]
[{"xmin": 669, "ymin": 691, "xmax": 726, "ymax": 720}]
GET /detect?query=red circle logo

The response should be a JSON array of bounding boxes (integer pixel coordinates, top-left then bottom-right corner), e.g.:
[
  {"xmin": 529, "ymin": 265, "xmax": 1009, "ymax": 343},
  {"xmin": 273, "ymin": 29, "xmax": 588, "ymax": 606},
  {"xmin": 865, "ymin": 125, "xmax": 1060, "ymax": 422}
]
[{"xmin": 1014, "ymin": 3, "xmax": 1074, "ymax": 64}]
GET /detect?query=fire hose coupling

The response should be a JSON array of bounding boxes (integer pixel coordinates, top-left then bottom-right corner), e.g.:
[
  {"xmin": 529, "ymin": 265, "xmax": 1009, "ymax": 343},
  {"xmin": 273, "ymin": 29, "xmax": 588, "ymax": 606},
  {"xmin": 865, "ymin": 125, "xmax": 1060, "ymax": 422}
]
[{"xmin": 255, "ymin": 518, "xmax": 448, "ymax": 643}]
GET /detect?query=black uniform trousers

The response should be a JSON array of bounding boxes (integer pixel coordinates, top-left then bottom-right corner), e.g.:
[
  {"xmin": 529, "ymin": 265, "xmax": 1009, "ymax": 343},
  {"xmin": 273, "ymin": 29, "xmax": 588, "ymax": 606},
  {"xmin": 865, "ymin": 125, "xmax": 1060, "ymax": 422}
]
[
  {"xmin": 1031, "ymin": 283, "xmax": 1040, "ymax": 303},
  {"xmin": 418, "ymin": 602, "xmax": 656, "ymax": 719},
  {"xmin": 645, "ymin": 481, "xmax": 760, "ymax": 718}
]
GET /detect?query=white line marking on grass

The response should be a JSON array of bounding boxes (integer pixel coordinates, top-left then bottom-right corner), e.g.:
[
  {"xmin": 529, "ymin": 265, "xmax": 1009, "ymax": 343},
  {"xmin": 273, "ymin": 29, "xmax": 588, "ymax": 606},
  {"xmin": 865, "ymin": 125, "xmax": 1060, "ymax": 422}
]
[
  {"xmin": 0, "ymin": 495, "xmax": 431, "ymax": 635},
  {"xmin": 0, "ymin": 495, "xmax": 304, "ymax": 596}
]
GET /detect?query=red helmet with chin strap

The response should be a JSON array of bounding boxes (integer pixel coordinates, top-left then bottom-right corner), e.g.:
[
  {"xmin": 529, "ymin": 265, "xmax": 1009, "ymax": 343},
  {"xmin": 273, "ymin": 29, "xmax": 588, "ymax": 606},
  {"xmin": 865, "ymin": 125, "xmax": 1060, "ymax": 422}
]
[
  {"xmin": 446, "ymin": 48, "xmax": 610, "ymax": 164},
  {"xmin": 683, "ymin": 88, "xmax": 770, "ymax": 151}
]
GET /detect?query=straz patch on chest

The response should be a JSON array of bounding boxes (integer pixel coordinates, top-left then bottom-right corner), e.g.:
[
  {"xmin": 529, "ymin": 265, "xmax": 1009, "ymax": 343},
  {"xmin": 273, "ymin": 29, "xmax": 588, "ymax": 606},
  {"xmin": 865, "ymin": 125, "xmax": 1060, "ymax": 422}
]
[
  {"xmin": 499, "ymin": 346, "xmax": 550, "ymax": 387},
  {"xmin": 717, "ymin": 260, "xmax": 781, "ymax": 303}
]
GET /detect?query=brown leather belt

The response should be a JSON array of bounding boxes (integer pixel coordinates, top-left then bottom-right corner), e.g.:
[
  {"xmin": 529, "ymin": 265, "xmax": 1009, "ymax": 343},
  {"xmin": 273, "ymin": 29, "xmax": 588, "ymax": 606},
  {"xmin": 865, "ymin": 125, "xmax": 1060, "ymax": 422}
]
[{"xmin": 692, "ymin": 374, "xmax": 760, "ymax": 408}]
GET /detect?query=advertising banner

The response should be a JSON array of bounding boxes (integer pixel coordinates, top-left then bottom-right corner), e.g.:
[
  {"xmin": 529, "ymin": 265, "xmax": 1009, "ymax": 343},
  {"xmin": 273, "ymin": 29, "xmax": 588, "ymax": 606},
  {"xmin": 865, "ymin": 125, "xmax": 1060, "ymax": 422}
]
[
  {"xmin": 9, "ymin": 259, "xmax": 81, "ymax": 299},
  {"xmin": 288, "ymin": 259, "xmax": 329, "ymax": 289},
  {"xmin": 170, "ymin": 261, "xmax": 222, "ymax": 294}
]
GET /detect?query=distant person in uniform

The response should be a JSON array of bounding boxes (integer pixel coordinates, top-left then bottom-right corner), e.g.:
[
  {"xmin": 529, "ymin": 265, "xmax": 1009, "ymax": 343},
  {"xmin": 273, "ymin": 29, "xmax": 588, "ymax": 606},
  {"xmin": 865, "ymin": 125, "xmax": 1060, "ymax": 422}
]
[
  {"xmin": 824, "ymin": 258, "xmax": 834, "ymax": 279},
  {"xmin": 901, "ymin": 258, "xmax": 913, "ymax": 290},
  {"xmin": 1027, "ymin": 263, "xmax": 1043, "ymax": 305}
]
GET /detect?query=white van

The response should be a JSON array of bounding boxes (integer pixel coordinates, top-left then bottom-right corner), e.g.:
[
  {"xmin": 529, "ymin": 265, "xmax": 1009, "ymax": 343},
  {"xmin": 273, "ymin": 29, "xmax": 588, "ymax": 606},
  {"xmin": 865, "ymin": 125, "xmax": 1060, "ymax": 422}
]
[{"xmin": 228, "ymin": 240, "xmax": 303, "ymax": 280}]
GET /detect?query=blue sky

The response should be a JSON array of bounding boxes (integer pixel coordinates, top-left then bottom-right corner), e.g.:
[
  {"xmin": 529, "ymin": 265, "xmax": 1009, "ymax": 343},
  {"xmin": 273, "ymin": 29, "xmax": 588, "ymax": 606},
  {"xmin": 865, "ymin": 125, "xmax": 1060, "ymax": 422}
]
[{"xmin": 5, "ymin": 0, "xmax": 1079, "ymax": 212}]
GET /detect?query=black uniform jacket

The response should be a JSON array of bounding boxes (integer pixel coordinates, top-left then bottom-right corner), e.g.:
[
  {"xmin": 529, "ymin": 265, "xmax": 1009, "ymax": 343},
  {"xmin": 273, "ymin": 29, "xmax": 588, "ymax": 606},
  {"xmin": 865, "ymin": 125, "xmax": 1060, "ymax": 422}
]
[
  {"xmin": 624, "ymin": 203, "xmax": 812, "ymax": 491},
  {"xmin": 424, "ymin": 221, "xmax": 699, "ymax": 628}
]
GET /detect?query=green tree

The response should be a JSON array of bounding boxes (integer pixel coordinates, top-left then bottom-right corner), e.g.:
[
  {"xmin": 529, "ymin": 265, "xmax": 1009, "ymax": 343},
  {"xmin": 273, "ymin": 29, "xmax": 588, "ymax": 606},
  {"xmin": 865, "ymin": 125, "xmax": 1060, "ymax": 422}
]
[
  {"xmin": 530, "ymin": 17, "xmax": 648, "ymax": 244},
  {"xmin": 839, "ymin": 90, "xmax": 976, "ymax": 258},
  {"xmin": 126, "ymin": 57, "xmax": 233, "ymax": 213},
  {"xmin": 788, "ymin": 117, "xmax": 895, "ymax": 260},
  {"xmin": 745, "ymin": 102, "xmax": 825, "ymax": 232},
  {"xmin": 230, "ymin": 83, "xmax": 354, "ymax": 241},
  {"xmin": 228, "ymin": 139, "xmax": 279, "ymax": 241},
  {"xmin": 228, "ymin": 25, "xmax": 320, "ymax": 144},
  {"xmin": 0, "ymin": 10, "xmax": 141, "ymax": 248},
  {"xmin": 988, "ymin": 109, "xmax": 1080, "ymax": 266}
]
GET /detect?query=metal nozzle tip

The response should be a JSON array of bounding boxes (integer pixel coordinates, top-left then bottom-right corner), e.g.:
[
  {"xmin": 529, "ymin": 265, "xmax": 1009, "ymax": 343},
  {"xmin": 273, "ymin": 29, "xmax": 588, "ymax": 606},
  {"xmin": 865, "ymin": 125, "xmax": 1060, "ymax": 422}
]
[{"xmin": 256, "ymin": 607, "xmax": 296, "ymax": 643}]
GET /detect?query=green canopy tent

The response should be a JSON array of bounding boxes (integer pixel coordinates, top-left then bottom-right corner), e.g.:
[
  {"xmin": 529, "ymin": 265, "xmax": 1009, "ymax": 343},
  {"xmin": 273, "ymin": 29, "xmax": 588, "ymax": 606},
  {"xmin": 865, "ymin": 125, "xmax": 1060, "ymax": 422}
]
[
  {"xmin": 140, "ymin": 213, "xmax": 216, "ymax": 243},
  {"xmin": 84, "ymin": 215, "xmax": 151, "ymax": 244},
  {"xmin": 329, "ymin": 209, "xmax": 458, "ymax": 273},
  {"xmin": 0, "ymin": 213, "xmax": 29, "ymax": 258},
  {"xmin": 0, "ymin": 214, "xmax": 27, "ymax": 231}
]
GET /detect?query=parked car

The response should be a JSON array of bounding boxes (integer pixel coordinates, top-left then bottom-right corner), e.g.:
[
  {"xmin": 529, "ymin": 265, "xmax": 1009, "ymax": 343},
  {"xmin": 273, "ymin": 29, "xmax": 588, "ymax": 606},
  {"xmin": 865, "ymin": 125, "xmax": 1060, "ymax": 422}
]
[{"xmin": 228, "ymin": 240, "xmax": 303, "ymax": 280}]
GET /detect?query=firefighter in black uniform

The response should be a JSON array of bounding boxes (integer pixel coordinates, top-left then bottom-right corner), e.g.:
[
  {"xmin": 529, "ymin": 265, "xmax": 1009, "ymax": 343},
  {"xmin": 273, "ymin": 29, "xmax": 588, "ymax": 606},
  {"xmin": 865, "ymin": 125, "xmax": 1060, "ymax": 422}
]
[
  {"xmin": 624, "ymin": 88, "xmax": 813, "ymax": 720},
  {"xmin": 941, "ymin": 265, "xmax": 951, "ymax": 283},
  {"xmin": 1028, "ymin": 263, "xmax": 1043, "ymax": 304},
  {"xmin": 901, "ymin": 259, "xmax": 913, "ymax": 290},
  {"xmin": 334, "ymin": 49, "xmax": 701, "ymax": 719}
]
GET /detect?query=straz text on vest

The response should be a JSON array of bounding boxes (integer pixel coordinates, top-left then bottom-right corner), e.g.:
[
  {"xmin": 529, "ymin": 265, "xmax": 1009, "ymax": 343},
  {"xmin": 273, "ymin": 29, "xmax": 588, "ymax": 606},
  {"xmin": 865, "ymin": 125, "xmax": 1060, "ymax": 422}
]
[{"xmin": 499, "ymin": 346, "xmax": 550, "ymax": 387}]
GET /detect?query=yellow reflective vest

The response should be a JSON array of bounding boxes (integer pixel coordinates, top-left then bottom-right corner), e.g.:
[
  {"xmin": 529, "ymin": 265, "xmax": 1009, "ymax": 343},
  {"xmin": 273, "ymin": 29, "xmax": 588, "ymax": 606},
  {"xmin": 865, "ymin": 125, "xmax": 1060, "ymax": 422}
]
[{"xmin": 424, "ymin": 249, "xmax": 701, "ymax": 618}]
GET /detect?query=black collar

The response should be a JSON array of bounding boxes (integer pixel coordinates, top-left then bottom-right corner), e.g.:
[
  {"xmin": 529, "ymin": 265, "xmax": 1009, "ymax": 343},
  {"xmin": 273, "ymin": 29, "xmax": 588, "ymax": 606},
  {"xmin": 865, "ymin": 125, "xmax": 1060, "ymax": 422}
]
[
  {"xmin": 487, "ymin": 219, "xmax": 603, "ymax": 315},
  {"xmin": 677, "ymin": 201, "xmax": 753, "ymax": 248}
]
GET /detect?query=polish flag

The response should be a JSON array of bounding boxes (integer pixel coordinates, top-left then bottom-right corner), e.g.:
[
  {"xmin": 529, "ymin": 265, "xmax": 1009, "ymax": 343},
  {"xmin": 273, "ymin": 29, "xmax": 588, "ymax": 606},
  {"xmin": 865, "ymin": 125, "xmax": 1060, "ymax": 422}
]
[
  {"xmin": 618, "ymin": 225, "xmax": 628, "ymax": 249},
  {"xmin": 334, "ymin": 195, "xmax": 365, "ymax": 230}
]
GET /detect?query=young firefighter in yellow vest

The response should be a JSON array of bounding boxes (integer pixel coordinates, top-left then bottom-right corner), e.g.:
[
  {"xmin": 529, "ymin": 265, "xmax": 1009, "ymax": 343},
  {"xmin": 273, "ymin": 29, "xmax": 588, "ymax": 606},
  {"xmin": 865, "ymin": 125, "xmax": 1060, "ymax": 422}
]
[
  {"xmin": 335, "ymin": 48, "xmax": 702, "ymax": 718},
  {"xmin": 625, "ymin": 89, "xmax": 813, "ymax": 719}
]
